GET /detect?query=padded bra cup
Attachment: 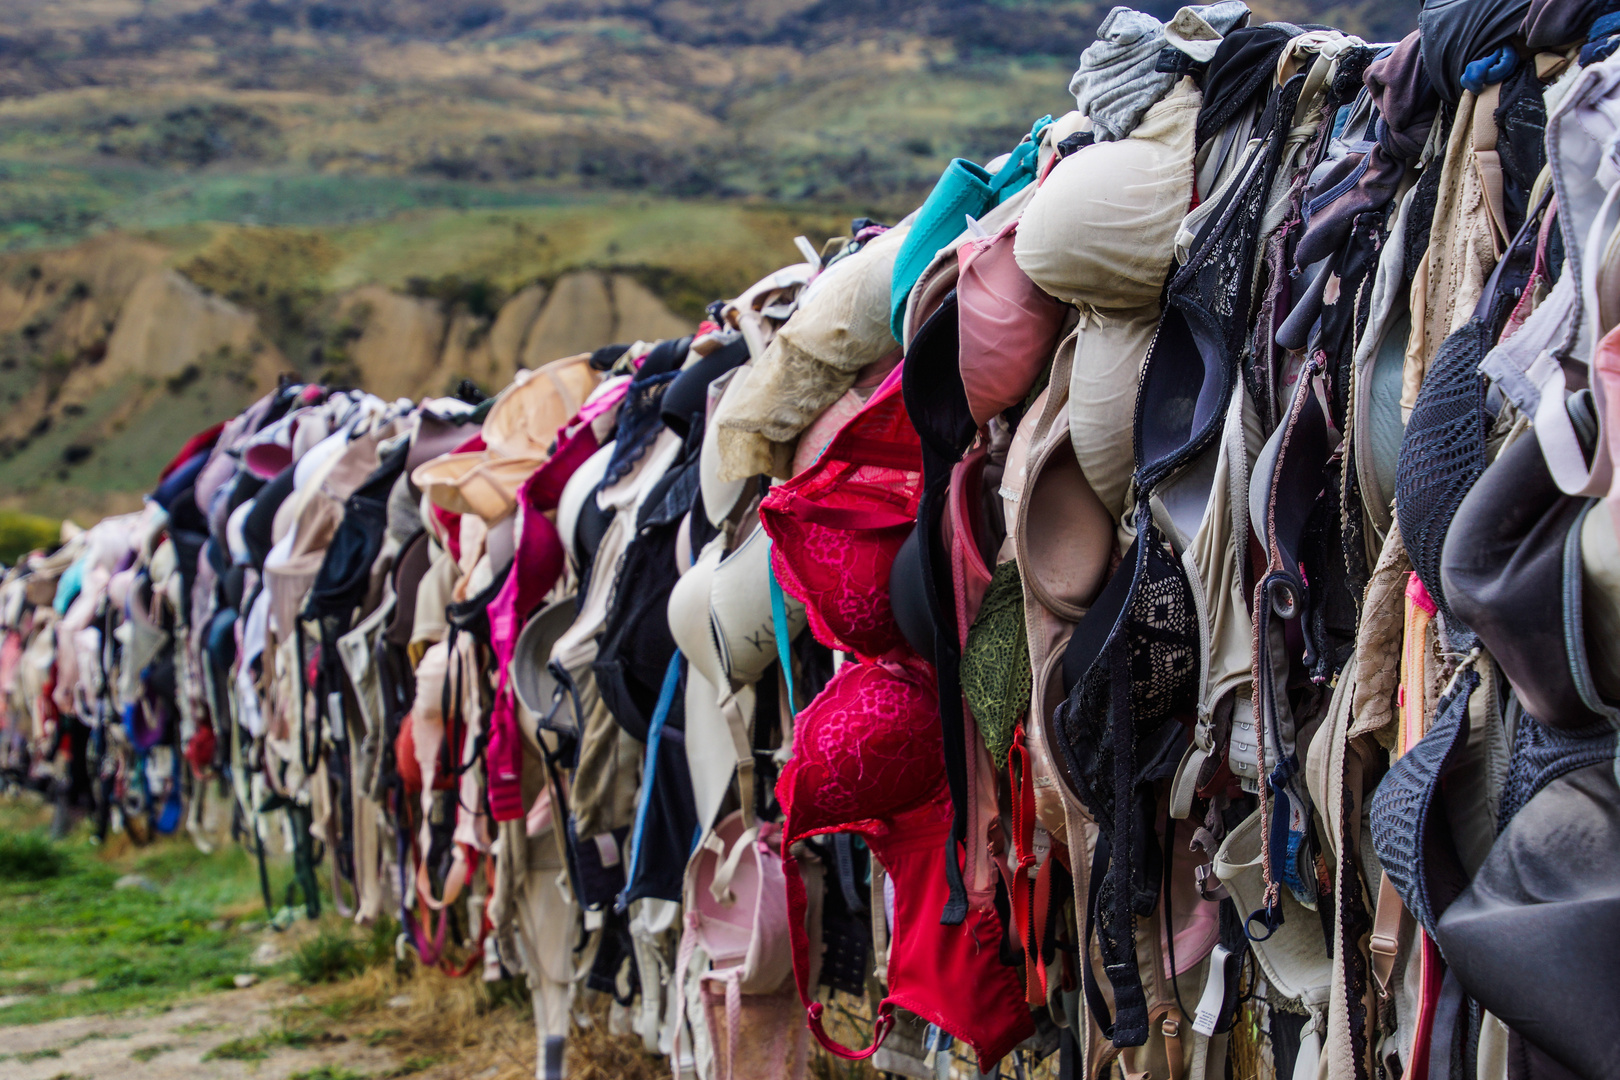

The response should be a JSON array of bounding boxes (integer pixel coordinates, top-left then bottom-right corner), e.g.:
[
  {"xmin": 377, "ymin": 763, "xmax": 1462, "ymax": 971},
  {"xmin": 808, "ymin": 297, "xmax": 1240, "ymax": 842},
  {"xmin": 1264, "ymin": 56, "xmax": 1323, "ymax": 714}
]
[
  {"xmin": 242, "ymin": 463, "xmax": 297, "ymax": 568},
  {"xmin": 889, "ymin": 528, "xmax": 937, "ymax": 664},
  {"xmin": 661, "ymin": 338, "xmax": 749, "ymax": 438},
  {"xmin": 779, "ymin": 656, "xmax": 944, "ymax": 838},
  {"xmin": 575, "ymin": 492, "xmax": 614, "ymax": 567}
]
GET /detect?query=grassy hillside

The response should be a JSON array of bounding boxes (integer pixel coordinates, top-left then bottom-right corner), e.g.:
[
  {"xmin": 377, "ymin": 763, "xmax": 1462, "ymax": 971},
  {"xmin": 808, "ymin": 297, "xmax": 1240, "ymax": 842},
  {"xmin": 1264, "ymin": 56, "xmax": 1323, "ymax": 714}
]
[{"xmin": 0, "ymin": 0, "xmax": 1420, "ymax": 516}]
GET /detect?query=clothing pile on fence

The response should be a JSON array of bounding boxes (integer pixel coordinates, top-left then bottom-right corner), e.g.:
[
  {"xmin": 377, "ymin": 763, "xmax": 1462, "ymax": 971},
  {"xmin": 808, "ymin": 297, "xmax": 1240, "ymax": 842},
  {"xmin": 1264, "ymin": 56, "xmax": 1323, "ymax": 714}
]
[{"xmin": 8, "ymin": 2, "xmax": 1620, "ymax": 1077}]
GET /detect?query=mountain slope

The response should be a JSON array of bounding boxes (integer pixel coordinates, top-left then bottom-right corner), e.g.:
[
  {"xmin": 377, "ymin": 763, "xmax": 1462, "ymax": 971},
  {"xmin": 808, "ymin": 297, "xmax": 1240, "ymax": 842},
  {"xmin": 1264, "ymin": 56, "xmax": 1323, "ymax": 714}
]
[{"xmin": 0, "ymin": 0, "xmax": 1420, "ymax": 517}]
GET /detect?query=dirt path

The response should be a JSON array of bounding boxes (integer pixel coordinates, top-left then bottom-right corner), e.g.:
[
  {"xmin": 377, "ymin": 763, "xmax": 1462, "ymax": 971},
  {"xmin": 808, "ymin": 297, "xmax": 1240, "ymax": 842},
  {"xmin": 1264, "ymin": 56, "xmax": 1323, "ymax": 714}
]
[{"xmin": 0, "ymin": 983, "xmax": 454, "ymax": 1080}]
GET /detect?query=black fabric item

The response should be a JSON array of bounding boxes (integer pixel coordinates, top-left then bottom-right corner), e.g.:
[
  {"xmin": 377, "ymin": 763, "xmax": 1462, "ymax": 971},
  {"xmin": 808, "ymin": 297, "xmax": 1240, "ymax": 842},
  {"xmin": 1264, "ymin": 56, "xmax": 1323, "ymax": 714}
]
[
  {"xmin": 383, "ymin": 530, "xmax": 431, "ymax": 650},
  {"xmin": 1196, "ymin": 26, "xmax": 1294, "ymax": 149},
  {"xmin": 1498, "ymin": 712, "xmax": 1617, "ymax": 829},
  {"xmin": 445, "ymin": 559, "xmax": 510, "ymax": 647},
  {"xmin": 1418, "ymin": 0, "xmax": 1532, "ymax": 105},
  {"xmin": 899, "ymin": 291, "xmax": 977, "ymax": 925},
  {"xmin": 226, "ymin": 470, "xmax": 265, "ymax": 518},
  {"xmin": 600, "ymin": 370, "xmax": 680, "ymax": 493},
  {"xmin": 638, "ymin": 335, "xmax": 693, "ymax": 379},
  {"xmin": 660, "ymin": 338, "xmax": 749, "ymax": 439},
  {"xmin": 220, "ymin": 564, "xmax": 246, "ymax": 612},
  {"xmin": 1368, "ymin": 665, "xmax": 1480, "ymax": 937},
  {"xmin": 573, "ymin": 488, "xmax": 613, "ymax": 577},
  {"xmin": 889, "ymin": 527, "xmax": 936, "ymax": 665},
  {"xmin": 1442, "ymin": 429, "xmax": 1617, "ymax": 731},
  {"xmin": 255, "ymin": 385, "xmax": 298, "ymax": 434},
  {"xmin": 575, "ymin": 367, "xmax": 681, "ymax": 585},
  {"xmin": 584, "ymin": 903, "xmax": 639, "ymax": 1004},
  {"xmin": 168, "ymin": 523, "xmax": 207, "ymax": 625},
  {"xmin": 590, "ymin": 343, "xmax": 631, "ymax": 371},
  {"xmin": 1426, "ymin": 971, "xmax": 1470, "ymax": 1080},
  {"xmin": 242, "ymin": 463, "xmax": 296, "ymax": 570},
  {"xmin": 1495, "ymin": 63, "xmax": 1549, "ymax": 240},
  {"xmin": 570, "ymin": 822, "xmax": 632, "ymax": 912},
  {"xmin": 593, "ymin": 425, "xmax": 703, "ymax": 741},
  {"xmin": 1404, "ymin": 145, "xmax": 1447, "ymax": 285},
  {"xmin": 1435, "ymin": 760, "xmax": 1620, "ymax": 1079},
  {"xmin": 1395, "ymin": 317, "xmax": 1493, "ymax": 633},
  {"xmin": 1052, "ymin": 517, "xmax": 1199, "ymax": 1048},
  {"xmin": 1141, "ymin": 74, "xmax": 1299, "ymax": 490},
  {"xmin": 1510, "ymin": 1032, "xmax": 1588, "ymax": 1080},
  {"xmin": 307, "ymin": 441, "xmax": 409, "ymax": 623},
  {"xmin": 809, "ymin": 833, "xmax": 873, "ymax": 998},
  {"xmin": 620, "ymin": 723, "xmax": 698, "ymax": 906}
]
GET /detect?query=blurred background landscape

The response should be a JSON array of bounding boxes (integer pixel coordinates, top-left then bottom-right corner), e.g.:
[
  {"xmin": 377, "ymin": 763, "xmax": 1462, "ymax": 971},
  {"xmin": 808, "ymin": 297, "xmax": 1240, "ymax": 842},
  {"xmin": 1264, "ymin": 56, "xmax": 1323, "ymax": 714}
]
[{"xmin": 0, "ymin": 0, "xmax": 1418, "ymax": 525}]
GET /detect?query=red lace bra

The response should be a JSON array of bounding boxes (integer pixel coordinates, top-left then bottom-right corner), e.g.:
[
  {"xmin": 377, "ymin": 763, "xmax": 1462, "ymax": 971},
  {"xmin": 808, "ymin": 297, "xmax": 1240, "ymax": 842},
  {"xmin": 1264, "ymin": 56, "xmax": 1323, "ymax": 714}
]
[
  {"xmin": 777, "ymin": 656, "xmax": 1033, "ymax": 1071},
  {"xmin": 761, "ymin": 367, "xmax": 922, "ymax": 660}
]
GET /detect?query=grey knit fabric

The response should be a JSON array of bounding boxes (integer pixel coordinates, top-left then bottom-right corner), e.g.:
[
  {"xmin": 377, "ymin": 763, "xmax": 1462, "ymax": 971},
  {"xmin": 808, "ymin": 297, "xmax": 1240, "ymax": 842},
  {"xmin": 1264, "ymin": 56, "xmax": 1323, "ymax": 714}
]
[{"xmin": 1069, "ymin": 3, "xmax": 1248, "ymax": 141}]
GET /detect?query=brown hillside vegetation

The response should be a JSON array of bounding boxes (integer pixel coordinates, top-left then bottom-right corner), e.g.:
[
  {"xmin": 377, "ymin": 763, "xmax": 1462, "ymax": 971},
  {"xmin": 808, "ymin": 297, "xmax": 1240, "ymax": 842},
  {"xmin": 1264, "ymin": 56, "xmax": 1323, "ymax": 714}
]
[{"xmin": 0, "ymin": 0, "xmax": 1420, "ymax": 515}]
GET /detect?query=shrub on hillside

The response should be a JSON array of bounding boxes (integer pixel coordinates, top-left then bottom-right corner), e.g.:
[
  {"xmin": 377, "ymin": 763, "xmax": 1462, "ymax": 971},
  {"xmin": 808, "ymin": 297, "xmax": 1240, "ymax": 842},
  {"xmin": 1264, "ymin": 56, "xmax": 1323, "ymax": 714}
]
[{"xmin": 0, "ymin": 832, "xmax": 68, "ymax": 880}]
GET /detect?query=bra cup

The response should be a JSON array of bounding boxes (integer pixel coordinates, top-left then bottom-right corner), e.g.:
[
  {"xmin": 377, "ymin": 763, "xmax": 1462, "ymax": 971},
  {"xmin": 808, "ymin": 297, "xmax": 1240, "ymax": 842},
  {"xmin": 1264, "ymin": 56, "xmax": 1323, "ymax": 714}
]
[
  {"xmin": 1026, "ymin": 621, "xmax": 1080, "ymax": 846},
  {"xmin": 947, "ymin": 447, "xmax": 997, "ymax": 644},
  {"xmin": 512, "ymin": 597, "xmax": 580, "ymax": 740},
  {"xmin": 556, "ymin": 439, "xmax": 616, "ymax": 566},
  {"xmin": 790, "ymin": 389, "xmax": 865, "ymax": 477},
  {"xmin": 710, "ymin": 526, "xmax": 806, "ymax": 687},
  {"xmin": 669, "ymin": 537, "xmax": 728, "ymax": 691},
  {"xmin": 777, "ymin": 656, "xmax": 944, "ymax": 842},
  {"xmin": 1001, "ymin": 384, "xmax": 1047, "ymax": 530},
  {"xmin": 671, "ymin": 537, "xmax": 757, "ymax": 831},
  {"xmin": 1017, "ymin": 412, "xmax": 1114, "ymax": 623},
  {"xmin": 701, "ymin": 368, "xmax": 749, "ymax": 527}
]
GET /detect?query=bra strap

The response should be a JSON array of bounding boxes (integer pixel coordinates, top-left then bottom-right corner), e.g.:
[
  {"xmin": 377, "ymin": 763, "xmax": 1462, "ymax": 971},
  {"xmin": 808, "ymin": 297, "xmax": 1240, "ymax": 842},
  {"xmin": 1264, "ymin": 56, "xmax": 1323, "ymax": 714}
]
[
  {"xmin": 720, "ymin": 690, "xmax": 757, "ymax": 830},
  {"xmin": 784, "ymin": 839, "xmax": 898, "ymax": 1059},
  {"xmin": 1009, "ymin": 723, "xmax": 1056, "ymax": 1007},
  {"xmin": 769, "ymin": 546, "xmax": 798, "ymax": 714},
  {"xmin": 808, "ymin": 999, "xmax": 897, "ymax": 1060},
  {"xmin": 619, "ymin": 650, "xmax": 683, "ymax": 912}
]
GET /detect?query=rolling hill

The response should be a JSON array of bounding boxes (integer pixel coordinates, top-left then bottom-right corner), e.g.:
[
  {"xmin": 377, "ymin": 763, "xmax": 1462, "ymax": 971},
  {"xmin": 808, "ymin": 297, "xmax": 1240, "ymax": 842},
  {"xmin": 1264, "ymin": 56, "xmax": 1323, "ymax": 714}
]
[{"xmin": 0, "ymin": 0, "xmax": 1419, "ymax": 518}]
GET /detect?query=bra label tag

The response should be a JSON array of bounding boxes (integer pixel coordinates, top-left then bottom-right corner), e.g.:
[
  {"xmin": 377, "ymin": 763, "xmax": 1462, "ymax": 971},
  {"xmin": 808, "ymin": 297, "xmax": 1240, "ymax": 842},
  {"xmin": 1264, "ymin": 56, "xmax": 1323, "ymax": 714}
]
[{"xmin": 1192, "ymin": 944, "xmax": 1231, "ymax": 1036}]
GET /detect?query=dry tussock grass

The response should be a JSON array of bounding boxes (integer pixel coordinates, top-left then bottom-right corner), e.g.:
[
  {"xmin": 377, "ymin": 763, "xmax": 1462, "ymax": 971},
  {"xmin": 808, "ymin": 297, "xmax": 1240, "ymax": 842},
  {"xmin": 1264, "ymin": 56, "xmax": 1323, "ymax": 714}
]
[
  {"xmin": 288, "ymin": 949, "xmax": 1067, "ymax": 1078},
  {"xmin": 287, "ymin": 949, "xmax": 669, "ymax": 1079}
]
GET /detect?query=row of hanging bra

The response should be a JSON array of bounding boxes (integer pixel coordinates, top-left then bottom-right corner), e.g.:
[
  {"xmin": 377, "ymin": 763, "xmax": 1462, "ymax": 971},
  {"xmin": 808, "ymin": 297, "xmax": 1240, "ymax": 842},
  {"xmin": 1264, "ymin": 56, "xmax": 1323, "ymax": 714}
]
[{"xmin": 6, "ymin": 2, "xmax": 1620, "ymax": 1078}]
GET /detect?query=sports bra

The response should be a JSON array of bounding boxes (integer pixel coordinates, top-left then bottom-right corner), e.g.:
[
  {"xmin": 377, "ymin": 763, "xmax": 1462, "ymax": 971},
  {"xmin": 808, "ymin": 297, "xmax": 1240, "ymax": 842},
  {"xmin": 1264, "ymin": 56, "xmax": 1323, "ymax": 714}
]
[{"xmin": 776, "ymin": 655, "xmax": 1034, "ymax": 1072}]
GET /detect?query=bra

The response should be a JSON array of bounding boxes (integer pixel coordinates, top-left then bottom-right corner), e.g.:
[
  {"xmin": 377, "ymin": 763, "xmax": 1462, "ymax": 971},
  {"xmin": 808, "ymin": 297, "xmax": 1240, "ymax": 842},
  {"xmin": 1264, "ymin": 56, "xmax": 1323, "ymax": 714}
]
[
  {"xmin": 760, "ymin": 365, "xmax": 921, "ymax": 659},
  {"xmin": 775, "ymin": 654, "xmax": 1034, "ymax": 1072}
]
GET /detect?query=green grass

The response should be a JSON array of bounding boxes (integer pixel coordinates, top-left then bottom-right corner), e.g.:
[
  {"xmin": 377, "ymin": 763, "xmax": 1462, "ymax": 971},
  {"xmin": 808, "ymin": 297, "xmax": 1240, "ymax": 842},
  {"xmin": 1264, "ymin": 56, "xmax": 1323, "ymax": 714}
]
[
  {"xmin": 293, "ymin": 927, "xmax": 369, "ymax": 985},
  {"xmin": 129, "ymin": 1042, "xmax": 175, "ymax": 1062},
  {"xmin": 290, "ymin": 1067, "xmax": 367, "ymax": 1080},
  {"xmin": 0, "ymin": 830, "xmax": 68, "ymax": 879},
  {"xmin": 0, "ymin": 798, "xmax": 266, "ymax": 1025},
  {"xmin": 200, "ymin": 1024, "xmax": 341, "ymax": 1063},
  {"xmin": 0, "ymin": 510, "xmax": 60, "ymax": 564}
]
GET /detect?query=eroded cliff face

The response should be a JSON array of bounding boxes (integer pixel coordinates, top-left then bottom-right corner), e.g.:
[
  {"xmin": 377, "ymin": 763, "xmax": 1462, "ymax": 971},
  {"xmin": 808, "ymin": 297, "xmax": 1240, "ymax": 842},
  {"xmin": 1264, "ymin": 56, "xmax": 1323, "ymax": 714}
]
[
  {"xmin": 333, "ymin": 271, "xmax": 691, "ymax": 402},
  {"xmin": 0, "ymin": 234, "xmax": 691, "ymax": 518}
]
